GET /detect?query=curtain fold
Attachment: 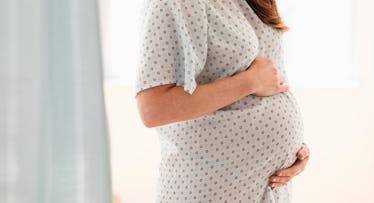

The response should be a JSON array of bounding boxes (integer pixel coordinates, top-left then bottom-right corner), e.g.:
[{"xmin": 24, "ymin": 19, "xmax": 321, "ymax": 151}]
[{"xmin": 0, "ymin": 0, "xmax": 112, "ymax": 202}]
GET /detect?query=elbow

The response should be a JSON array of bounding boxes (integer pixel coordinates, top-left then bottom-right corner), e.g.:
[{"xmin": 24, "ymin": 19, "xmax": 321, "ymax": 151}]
[
  {"xmin": 136, "ymin": 89, "xmax": 173, "ymax": 128},
  {"xmin": 139, "ymin": 109, "xmax": 156, "ymax": 128},
  {"xmin": 141, "ymin": 116, "xmax": 157, "ymax": 128},
  {"xmin": 138, "ymin": 104, "xmax": 162, "ymax": 128}
]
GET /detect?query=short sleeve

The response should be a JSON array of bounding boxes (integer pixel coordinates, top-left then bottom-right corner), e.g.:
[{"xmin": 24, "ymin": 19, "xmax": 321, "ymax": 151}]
[{"xmin": 134, "ymin": 0, "xmax": 208, "ymax": 96}]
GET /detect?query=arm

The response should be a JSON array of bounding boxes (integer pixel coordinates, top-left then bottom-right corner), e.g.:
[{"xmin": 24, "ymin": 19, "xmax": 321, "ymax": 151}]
[
  {"xmin": 135, "ymin": 57, "xmax": 289, "ymax": 128},
  {"xmin": 135, "ymin": 72, "xmax": 255, "ymax": 128}
]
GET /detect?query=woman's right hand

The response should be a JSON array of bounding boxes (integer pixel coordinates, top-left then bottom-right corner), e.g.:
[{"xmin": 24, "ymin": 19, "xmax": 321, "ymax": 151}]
[{"xmin": 238, "ymin": 57, "xmax": 289, "ymax": 96}]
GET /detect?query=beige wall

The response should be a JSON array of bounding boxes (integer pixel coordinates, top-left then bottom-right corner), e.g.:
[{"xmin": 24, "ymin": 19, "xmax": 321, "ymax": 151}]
[{"xmin": 104, "ymin": 1, "xmax": 374, "ymax": 202}]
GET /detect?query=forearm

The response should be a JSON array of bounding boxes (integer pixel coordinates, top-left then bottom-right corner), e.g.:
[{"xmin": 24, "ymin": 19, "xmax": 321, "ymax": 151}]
[{"xmin": 143, "ymin": 73, "xmax": 255, "ymax": 128}]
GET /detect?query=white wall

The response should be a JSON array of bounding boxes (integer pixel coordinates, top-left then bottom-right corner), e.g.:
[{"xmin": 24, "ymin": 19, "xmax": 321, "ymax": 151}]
[{"xmin": 104, "ymin": 1, "xmax": 374, "ymax": 202}]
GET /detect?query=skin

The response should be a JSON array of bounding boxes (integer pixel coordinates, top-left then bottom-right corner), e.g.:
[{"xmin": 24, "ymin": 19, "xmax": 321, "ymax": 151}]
[
  {"xmin": 269, "ymin": 143, "xmax": 310, "ymax": 190},
  {"xmin": 136, "ymin": 57, "xmax": 288, "ymax": 127},
  {"xmin": 136, "ymin": 57, "xmax": 310, "ymax": 191}
]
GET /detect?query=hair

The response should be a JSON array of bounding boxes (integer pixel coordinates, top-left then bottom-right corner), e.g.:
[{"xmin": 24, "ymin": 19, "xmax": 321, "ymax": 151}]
[{"xmin": 245, "ymin": 0, "xmax": 289, "ymax": 32}]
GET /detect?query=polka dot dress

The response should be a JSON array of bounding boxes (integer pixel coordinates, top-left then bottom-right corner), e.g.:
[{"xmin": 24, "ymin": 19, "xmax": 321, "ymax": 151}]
[{"xmin": 134, "ymin": 0, "xmax": 304, "ymax": 202}]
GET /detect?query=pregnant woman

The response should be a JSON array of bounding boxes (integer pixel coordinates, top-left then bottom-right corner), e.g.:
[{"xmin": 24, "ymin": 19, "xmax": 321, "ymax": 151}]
[{"xmin": 135, "ymin": 0, "xmax": 310, "ymax": 202}]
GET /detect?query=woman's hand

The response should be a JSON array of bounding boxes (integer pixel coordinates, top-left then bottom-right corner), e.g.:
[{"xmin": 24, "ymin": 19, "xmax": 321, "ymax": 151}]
[
  {"xmin": 268, "ymin": 143, "xmax": 310, "ymax": 190},
  {"xmin": 238, "ymin": 57, "xmax": 289, "ymax": 97}
]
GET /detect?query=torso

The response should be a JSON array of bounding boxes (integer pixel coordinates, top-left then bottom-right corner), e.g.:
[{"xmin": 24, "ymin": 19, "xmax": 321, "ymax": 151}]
[{"xmin": 154, "ymin": 0, "xmax": 304, "ymax": 202}]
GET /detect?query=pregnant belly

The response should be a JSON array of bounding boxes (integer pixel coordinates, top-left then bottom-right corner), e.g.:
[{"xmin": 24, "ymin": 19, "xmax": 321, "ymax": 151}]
[{"xmin": 156, "ymin": 91, "xmax": 304, "ymax": 178}]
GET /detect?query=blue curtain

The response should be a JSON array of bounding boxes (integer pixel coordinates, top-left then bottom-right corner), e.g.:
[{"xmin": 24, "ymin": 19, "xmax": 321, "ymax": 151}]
[{"xmin": 0, "ymin": 0, "xmax": 112, "ymax": 202}]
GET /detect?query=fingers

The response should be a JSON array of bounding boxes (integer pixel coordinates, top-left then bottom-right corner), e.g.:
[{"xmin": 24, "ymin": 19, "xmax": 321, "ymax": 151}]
[
  {"xmin": 297, "ymin": 143, "xmax": 310, "ymax": 160},
  {"xmin": 296, "ymin": 146, "xmax": 308, "ymax": 160},
  {"xmin": 269, "ymin": 182, "xmax": 287, "ymax": 190},
  {"xmin": 272, "ymin": 66, "xmax": 279, "ymax": 75},
  {"xmin": 269, "ymin": 144, "xmax": 311, "ymax": 190},
  {"xmin": 278, "ymin": 75, "xmax": 285, "ymax": 84},
  {"xmin": 276, "ymin": 76, "xmax": 289, "ymax": 93},
  {"xmin": 276, "ymin": 157, "xmax": 309, "ymax": 177},
  {"xmin": 276, "ymin": 161, "xmax": 302, "ymax": 177},
  {"xmin": 277, "ymin": 83, "xmax": 289, "ymax": 93},
  {"xmin": 269, "ymin": 156, "xmax": 310, "ymax": 188},
  {"xmin": 269, "ymin": 175, "xmax": 291, "ymax": 184}
]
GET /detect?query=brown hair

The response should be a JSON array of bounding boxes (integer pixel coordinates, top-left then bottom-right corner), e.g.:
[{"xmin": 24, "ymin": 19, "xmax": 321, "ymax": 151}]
[{"xmin": 245, "ymin": 0, "xmax": 289, "ymax": 32}]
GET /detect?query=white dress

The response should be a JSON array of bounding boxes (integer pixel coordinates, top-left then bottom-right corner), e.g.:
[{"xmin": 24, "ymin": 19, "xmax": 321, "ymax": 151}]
[{"xmin": 134, "ymin": 0, "xmax": 304, "ymax": 202}]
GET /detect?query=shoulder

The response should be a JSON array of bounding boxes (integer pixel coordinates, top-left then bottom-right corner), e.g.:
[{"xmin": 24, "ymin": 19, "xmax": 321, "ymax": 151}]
[
  {"xmin": 145, "ymin": 0, "xmax": 207, "ymax": 11},
  {"xmin": 142, "ymin": 0, "xmax": 208, "ymax": 27},
  {"xmin": 148, "ymin": 0, "xmax": 207, "ymax": 5}
]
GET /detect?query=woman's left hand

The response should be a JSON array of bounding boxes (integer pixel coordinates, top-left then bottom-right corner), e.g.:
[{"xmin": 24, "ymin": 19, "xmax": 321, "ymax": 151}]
[{"xmin": 268, "ymin": 143, "xmax": 310, "ymax": 190}]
